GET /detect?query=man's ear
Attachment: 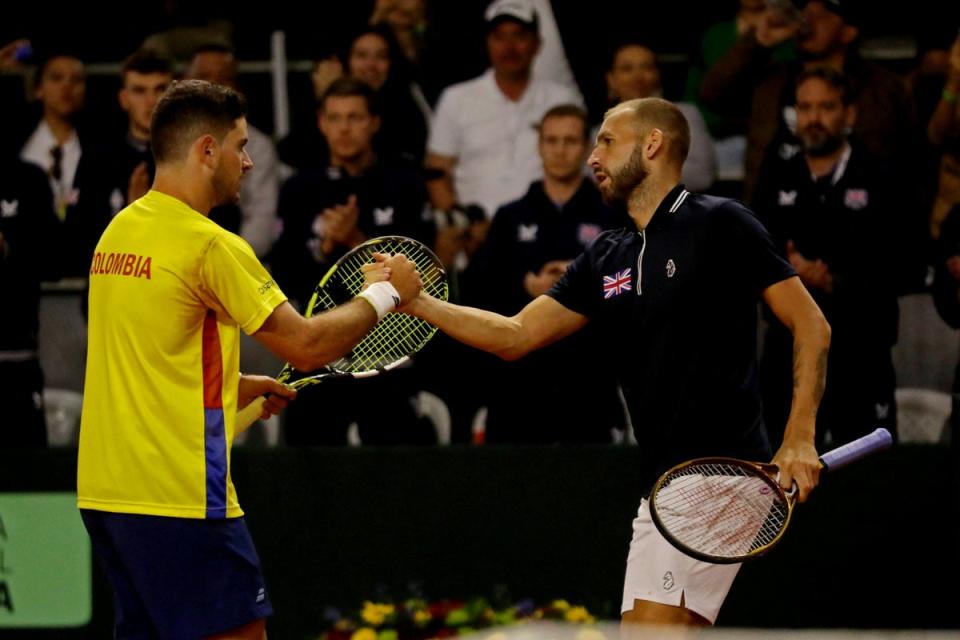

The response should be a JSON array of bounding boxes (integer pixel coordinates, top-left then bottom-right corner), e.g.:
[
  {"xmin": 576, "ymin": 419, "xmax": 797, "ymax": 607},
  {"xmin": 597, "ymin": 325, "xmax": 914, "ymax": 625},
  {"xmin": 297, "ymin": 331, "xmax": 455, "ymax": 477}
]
[
  {"xmin": 645, "ymin": 128, "xmax": 665, "ymax": 159},
  {"xmin": 196, "ymin": 134, "xmax": 218, "ymax": 165}
]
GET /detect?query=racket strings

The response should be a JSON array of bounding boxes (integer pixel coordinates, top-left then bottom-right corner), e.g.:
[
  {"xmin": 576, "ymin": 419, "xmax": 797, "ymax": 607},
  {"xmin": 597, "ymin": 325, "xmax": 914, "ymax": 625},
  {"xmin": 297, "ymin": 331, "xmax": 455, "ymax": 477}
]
[
  {"xmin": 654, "ymin": 463, "xmax": 789, "ymax": 559},
  {"xmin": 305, "ymin": 239, "xmax": 448, "ymax": 374}
]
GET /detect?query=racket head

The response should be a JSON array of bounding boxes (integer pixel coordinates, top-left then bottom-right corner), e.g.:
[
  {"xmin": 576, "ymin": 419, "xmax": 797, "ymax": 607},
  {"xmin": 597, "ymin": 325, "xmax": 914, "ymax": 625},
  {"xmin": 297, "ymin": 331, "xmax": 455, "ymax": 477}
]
[
  {"xmin": 295, "ymin": 235, "xmax": 448, "ymax": 379},
  {"xmin": 648, "ymin": 457, "xmax": 794, "ymax": 564}
]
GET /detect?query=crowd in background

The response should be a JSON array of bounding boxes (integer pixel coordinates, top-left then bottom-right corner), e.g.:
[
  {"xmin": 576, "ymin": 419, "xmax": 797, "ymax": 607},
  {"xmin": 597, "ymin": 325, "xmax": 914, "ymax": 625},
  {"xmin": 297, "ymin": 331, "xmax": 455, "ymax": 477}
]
[{"xmin": 2, "ymin": 0, "xmax": 960, "ymax": 448}]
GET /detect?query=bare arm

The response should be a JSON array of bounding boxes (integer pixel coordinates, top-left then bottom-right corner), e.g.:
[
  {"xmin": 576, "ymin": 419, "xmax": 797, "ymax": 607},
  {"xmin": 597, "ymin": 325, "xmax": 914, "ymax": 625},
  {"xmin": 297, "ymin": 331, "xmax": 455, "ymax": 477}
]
[
  {"xmin": 928, "ymin": 37, "xmax": 960, "ymax": 147},
  {"xmin": 425, "ymin": 152, "xmax": 458, "ymax": 212},
  {"xmin": 403, "ymin": 293, "xmax": 588, "ymax": 361},
  {"xmin": 762, "ymin": 276, "xmax": 831, "ymax": 502},
  {"xmin": 253, "ymin": 254, "xmax": 422, "ymax": 371}
]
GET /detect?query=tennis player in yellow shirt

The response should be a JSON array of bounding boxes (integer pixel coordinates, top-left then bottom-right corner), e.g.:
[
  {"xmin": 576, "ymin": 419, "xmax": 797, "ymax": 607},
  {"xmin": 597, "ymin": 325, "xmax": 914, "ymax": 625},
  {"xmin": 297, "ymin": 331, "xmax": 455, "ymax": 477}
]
[{"xmin": 77, "ymin": 80, "xmax": 421, "ymax": 640}]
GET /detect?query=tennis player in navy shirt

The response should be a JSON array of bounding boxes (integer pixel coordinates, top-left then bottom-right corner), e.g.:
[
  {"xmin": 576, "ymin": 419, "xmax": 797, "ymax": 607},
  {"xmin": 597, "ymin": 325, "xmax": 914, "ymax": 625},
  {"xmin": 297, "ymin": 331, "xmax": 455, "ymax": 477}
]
[{"xmin": 385, "ymin": 97, "xmax": 831, "ymax": 628}]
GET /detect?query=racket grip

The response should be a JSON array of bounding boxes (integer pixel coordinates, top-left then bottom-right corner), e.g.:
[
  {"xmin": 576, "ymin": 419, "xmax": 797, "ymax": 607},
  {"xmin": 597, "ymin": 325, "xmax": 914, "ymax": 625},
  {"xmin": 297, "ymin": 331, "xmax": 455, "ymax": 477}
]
[
  {"xmin": 236, "ymin": 396, "xmax": 267, "ymax": 433},
  {"xmin": 819, "ymin": 428, "xmax": 892, "ymax": 471}
]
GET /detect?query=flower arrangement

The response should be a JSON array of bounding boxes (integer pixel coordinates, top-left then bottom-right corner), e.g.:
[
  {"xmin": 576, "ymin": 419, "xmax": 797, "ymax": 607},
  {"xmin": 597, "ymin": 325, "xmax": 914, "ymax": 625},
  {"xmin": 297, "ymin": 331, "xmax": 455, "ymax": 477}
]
[{"xmin": 317, "ymin": 597, "xmax": 607, "ymax": 640}]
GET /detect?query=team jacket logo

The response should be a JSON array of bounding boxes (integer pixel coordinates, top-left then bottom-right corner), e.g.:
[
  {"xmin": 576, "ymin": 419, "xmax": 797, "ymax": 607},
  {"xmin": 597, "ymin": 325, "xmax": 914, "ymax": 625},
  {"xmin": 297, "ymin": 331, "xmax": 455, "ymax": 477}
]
[
  {"xmin": 602, "ymin": 268, "xmax": 632, "ymax": 299},
  {"xmin": 844, "ymin": 188, "xmax": 869, "ymax": 210},
  {"xmin": 778, "ymin": 190, "xmax": 797, "ymax": 206},
  {"xmin": 1, "ymin": 199, "xmax": 19, "ymax": 217},
  {"xmin": 577, "ymin": 223, "xmax": 602, "ymax": 246},
  {"xmin": 666, "ymin": 259, "xmax": 676, "ymax": 278},
  {"xmin": 518, "ymin": 224, "xmax": 538, "ymax": 242},
  {"xmin": 373, "ymin": 206, "xmax": 395, "ymax": 226},
  {"xmin": 90, "ymin": 251, "xmax": 153, "ymax": 279}
]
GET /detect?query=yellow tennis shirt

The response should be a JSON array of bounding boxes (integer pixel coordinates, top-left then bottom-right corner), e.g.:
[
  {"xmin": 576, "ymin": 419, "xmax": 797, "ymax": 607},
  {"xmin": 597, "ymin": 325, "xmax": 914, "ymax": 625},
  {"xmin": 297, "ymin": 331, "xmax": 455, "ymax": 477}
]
[{"xmin": 77, "ymin": 190, "xmax": 287, "ymax": 519}]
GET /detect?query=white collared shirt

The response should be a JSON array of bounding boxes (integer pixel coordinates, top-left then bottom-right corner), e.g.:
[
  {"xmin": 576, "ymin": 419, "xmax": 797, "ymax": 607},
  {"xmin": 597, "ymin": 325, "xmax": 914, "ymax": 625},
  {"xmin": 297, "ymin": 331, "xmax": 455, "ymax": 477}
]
[
  {"xmin": 429, "ymin": 69, "xmax": 582, "ymax": 218},
  {"xmin": 21, "ymin": 120, "xmax": 82, "ymax": 216}
]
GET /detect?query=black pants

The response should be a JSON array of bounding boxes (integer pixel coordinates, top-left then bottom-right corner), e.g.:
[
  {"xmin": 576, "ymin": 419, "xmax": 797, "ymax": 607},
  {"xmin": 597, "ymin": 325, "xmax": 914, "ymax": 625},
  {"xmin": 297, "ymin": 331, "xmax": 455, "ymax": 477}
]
[{"xmin": 0, "ymin": 359, "xmax": 48, "ymax": 448}]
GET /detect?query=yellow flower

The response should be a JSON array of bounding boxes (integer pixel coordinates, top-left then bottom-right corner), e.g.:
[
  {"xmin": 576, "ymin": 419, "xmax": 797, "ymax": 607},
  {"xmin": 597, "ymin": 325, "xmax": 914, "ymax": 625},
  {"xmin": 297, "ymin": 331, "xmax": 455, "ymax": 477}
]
[
  {"xmin": 551, "ymin": 599, "xmax": 571, "ymax": 611},
  {"xmin": 564, "ymin": 606, "xmax": 595, "ymax": 624},
  {"xmin": 351, "ymin": 628, "xmax": 377, "ymax": 640},
  {"xmin": 361, "ymin": 602, "xmax": 395, "ymax": 626},
  {"xmin": 575, "ymin": 629, "xmax": 608, "ymax": 640},
  {"xmin": 413, "ymin": 609, "xmax": 432, "ymax": 625}
]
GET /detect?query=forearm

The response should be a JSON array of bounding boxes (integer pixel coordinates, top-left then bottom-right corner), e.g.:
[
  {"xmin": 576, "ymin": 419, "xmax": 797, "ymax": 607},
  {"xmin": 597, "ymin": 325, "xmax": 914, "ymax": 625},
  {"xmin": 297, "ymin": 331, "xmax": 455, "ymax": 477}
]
[
  {"xmin": 406, "ymin": 295, "xmax": 530, "ymax": 360},
  {"xmin": 928, "ymin": 92, "xmax": 959, "ymax": 146},
  {"xmin": 255, "ymin": 299, "xmax": 381, "ymax": 371},
  {"xmin": 785, "ymin": 310, "xmax": 831, "ymax": 442}
]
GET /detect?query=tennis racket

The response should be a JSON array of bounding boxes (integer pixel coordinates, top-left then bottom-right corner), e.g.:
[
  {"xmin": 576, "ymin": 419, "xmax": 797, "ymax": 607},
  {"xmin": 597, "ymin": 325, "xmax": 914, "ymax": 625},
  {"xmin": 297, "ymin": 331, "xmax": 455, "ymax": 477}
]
[
  {"xmin": 236, "ymin": 235, "xmax": 448, "ymax": 432},
  {"xmin": 648, "ymin": 428, "xmax": 893, "ymax": 564}
]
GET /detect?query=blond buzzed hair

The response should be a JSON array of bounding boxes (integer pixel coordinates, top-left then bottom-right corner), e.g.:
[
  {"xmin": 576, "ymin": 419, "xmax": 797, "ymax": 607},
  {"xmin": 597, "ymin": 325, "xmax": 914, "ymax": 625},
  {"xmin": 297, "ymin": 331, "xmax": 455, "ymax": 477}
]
[{"xmin": 605, "ymin": 97, "xmax": 691, "ymax": 166}]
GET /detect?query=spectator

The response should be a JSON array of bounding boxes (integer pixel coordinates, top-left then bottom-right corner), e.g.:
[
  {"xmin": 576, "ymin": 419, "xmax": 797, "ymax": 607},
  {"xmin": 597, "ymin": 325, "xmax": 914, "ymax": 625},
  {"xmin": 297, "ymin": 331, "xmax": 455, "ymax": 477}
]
[
  {"xmin": 102, "ymin": 49, "xmax": 174, "ymax": 217},
  {"xmin": 310, "ymin": 24, "xmax": 432, "ymax": 163},
  {"xmin": 425, "ymin": 0, "xmax": 582, "ymax": 219},
  {"xmin": 185, "ymin": 44, "xmax": 281, "ymax": 258},
  {"xmin": 18, "ymin": 52, "xmax": 106, "ymax": 276},
  {"xmin": 753, "ymin": 67, "xmax": 900, "ymax": 449},
  {"xmin": 271, "ymin": 77, "xmax": 436, "ymax": 445},
  {"xmin": 604, "ymin": 42, "xmax": 716, "ymax": 192},
  {"xmin": 465, "ymin": 105, "xmax": 629, "ymax": 443},
  {"xmin": 0, "ymin": 150, "xmax": 62, "ymax": 448},
  {"xmin": 700, "ymin": 0, "xmax": 919, "ymax": 205},
  {"xmin": 927, "ymin": 32, "xmax": 960, "ymax": 239},
  {"xmin": 682, "ymin": 0, "xmax": 795, "ymax": 182}
]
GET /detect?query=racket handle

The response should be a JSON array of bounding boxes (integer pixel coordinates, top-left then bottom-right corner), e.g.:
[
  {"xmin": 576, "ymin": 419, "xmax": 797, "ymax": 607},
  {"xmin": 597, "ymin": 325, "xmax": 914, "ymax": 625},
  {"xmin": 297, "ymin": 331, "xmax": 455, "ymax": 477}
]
[
  {"xmin": 819, "ymin": 427, "xmax": 892, "ymax": 471},
  {"xmin": 236, "ymin": 396, "xmax": 267, "ymax": 434}
]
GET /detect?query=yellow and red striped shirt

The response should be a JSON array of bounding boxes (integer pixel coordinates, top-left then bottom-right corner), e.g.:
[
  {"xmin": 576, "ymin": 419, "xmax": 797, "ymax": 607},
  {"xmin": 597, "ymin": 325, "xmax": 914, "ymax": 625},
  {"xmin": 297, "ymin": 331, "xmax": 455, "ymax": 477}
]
[{"xmin": 77, "ymin": 190, "xmax": 286, "ymax": 518}]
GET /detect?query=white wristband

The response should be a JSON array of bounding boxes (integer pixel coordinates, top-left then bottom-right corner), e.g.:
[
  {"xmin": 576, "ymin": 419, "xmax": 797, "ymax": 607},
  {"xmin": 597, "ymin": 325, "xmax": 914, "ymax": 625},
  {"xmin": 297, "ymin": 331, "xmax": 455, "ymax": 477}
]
[{"xmin": 358, "ymin": 281, "xmax": 401, "ymax": 320}]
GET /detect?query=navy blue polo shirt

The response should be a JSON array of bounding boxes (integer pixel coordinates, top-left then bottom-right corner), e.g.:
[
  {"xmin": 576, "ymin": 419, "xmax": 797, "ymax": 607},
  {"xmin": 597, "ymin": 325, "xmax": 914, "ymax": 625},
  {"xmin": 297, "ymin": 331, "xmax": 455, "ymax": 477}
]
[{"xmin": 548, "ymin": 185, "xmax": 796, "ymax": 490}]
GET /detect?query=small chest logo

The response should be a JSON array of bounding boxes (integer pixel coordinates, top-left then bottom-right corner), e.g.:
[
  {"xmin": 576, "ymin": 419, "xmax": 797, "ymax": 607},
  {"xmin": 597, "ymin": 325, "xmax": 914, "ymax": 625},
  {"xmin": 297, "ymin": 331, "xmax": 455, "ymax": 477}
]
[
  {"xmin": 373, "ymin": 206, "xmax": 395, "ymax": 226},
  {"xmin": 844, "ymin": 188, "xmax": 869, "ymax": 210},
  {"xmin": 518, "ymin": 224, "xmax": 538, "ymax": 242},
  {"xmin": 1, "ymin": 199, "xmax": 19, "ymax": 217},
  {"xmin": 666, "ymin": 259, "xmax": 676, "ymax": 278},
  {"xmin": 577, "ymin": 223, "xmax": 602, "ymax": 246},
  {"xmin": 602, "ymin": 268, "xmax": 632, "ymax": 299},
  {"xmin": 778, "ymin": 190, "xmax": 798, "ymax": 206}
]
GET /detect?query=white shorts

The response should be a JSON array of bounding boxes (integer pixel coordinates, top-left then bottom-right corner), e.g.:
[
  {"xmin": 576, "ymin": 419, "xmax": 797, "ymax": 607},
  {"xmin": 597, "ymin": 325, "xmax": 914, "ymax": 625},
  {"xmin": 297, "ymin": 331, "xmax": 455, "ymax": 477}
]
[{"xmin": 620, "ymin": 498, "xmax": 741, "ymax": 624}]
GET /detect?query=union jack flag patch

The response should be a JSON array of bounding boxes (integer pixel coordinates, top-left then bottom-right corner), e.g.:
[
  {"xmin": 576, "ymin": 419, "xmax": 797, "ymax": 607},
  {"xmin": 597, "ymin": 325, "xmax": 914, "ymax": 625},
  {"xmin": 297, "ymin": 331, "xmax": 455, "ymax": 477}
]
[{"xmin": 603, "ymin": 268, "xmax": 632, "ymax": 299}]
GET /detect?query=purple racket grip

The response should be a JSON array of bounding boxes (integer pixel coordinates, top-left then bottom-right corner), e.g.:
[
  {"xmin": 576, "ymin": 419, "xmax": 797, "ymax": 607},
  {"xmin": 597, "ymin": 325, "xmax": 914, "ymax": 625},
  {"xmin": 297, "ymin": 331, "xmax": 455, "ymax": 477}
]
[{"xmin": 819, "ymin": 428, "xmax": 892, "ymax": 471}]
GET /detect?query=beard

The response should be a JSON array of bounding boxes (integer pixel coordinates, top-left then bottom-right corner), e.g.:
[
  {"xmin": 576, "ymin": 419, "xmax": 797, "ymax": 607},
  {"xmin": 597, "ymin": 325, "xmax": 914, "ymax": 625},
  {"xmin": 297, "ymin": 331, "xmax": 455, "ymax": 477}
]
[
  {"xmin": 600, "ymin": 146, "xmax": 649, "ymax": 206},
  {"xmin": 211, "ymin": 165, "xmax": 242, "ymax": 207},
  {"xmin": 800, "ymin": 125, "xmax": 845, "ymax": 157}
]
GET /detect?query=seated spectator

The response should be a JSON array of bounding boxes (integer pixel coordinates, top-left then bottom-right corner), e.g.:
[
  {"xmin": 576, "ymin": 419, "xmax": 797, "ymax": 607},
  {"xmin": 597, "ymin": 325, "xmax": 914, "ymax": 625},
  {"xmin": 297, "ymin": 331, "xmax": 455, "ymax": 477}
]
[
  {"xmin": 271, "ymin": 77, "xmax": 436, "ymax": 445},
  {"xmin": 311, "ymin": 24, "xmax": 432, "ymax": 163},
  {"xmin": 463, "ymin": 105, "xmax": 629, "ymax": 443},
  {"xmin": 603, "ymin": 42, "xmax": 716, "ymax": 192},
  {"xmin": 700, "ymin": 0, "xmax": 919, "ymax": 205},
  {"xmin": 0, "ymin": 149, "xmax": 63, "ymax": 447},
  {"xmin": 18, "ymin": 51, "xmax": 108, "ymax": 277},
  {"xmin": 425, "ymin": 0, "xmax": 583, "ymax": 220},
  {"xmin": 101, "ymin": 49, "xmax": 174, "ymax": 217},
  {"xmin": 753, "ymin": 67, "xmax": 903, "ymax": 448},
  {"xmin": 927, "ymin": 32, "xmax": 960, "ymax": 239},
  {"xmin": 185, "ymin": 44, "xmax": 281, "ymax": 258}
]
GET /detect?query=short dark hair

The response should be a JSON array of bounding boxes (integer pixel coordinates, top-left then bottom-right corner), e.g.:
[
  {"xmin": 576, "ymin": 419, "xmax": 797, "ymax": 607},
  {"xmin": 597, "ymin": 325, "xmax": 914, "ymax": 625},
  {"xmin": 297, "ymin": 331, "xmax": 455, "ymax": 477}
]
[
  {"xmin": 190, "ymin": 42, "xmax": 235, "ymax": 59},
  {"xmin": 540, "ymin": 104, "xmax": 590, "ymax": 140},
  {"xmin": 795, "ymin": 66, "xmax": 855, "ymax": 105},
  {"xmin": 318, "ymin": 76, "xmax": 380, "ymax": 116},
  {"xmin": 150, "ymin": 80, "xmax": 247, "ymax": 164},
  {"xmin": 121, "ymin": 48, "xmax": 174, "ymax": 79},
  {"xmin": 34, "ymin": 52, "xmax": 84, "ymax": 87}
]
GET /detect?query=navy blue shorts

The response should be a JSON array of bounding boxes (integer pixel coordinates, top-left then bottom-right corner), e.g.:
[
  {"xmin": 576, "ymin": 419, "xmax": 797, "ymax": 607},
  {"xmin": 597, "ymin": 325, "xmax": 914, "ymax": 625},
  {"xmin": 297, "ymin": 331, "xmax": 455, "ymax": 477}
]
[{"xmin": 81, "ymin": 510, "xmax": 273, "ymax": 639}]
